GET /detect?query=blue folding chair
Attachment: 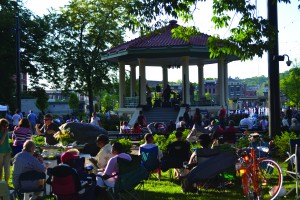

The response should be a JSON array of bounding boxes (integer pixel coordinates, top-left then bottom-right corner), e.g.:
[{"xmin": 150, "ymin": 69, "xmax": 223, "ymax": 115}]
[{"xmin": 140, "ymin": 146, "xmax": 161, "ymax": 180}]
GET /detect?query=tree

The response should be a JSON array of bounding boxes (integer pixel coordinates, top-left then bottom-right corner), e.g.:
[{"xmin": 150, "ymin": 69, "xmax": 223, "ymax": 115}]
[
  {"xmin": 0, "ymin": 1, "xmax": 47, "ymax": 109},
  {"xmin": 69, "ymin": 93, "xmax": 80, "ymax": 113},
  {"xmin": 126, "ymin": 0, "xmax": 293, "ymax": 60},
  {"xmin": 36, "ymin": 0, "xmax": 126, "ymax": 116},
  {"xmin": 32, "ymin": 87, "xmax": 49, "ymax": 114},
  {"xmin": 280, "ymin": 63, "xmax": 300, "ymax": 108}
]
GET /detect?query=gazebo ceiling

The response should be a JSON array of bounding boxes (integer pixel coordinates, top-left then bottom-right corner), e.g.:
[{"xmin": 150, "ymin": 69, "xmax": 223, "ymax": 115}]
[{"xmin": 101, "ymin": 20, "xmax": 240, "ymax": 66}]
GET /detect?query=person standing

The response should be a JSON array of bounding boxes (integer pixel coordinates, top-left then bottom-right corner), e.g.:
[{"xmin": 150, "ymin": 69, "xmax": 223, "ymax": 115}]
[
  {"xmin": 146, "ymin": 84, "xmax": 152, "ymax": 108},
  {"xmin": 27, "ymin": 110, "xmax": 38, "ymax": 134},
  {"xmin": 183, "ymin": 106, "xmax": 191, "ymax": 129},
  {"xmin": 35, "ymin": 113, "xmax": 59, "ymax": 145},
  {"xmin": 12, "ymin": 109, "xmax": 21, "ymax": 129},
  {"xmin": 219, "ymin": 105, "xmax": 227, "ymax": 129},
  {"xmin": 90, "ymin": 112, "xmax": 101, "ymax": 127},
  {"xmin": 162, "ymin": 84, "xmax": 171, "ymax": 105},
  {"xmin": 137, "ymin": 110, "xmax": 147, "ymax": 128},
  {"xmin": 5, "ymin": 111, "xmax": 13, "ymax": 131},
  {"xmin": 0, "ymin": 118, "xmax": 12, "ymax": 183},
  {"xmin": 12, "ymin": 118, "xmax": 33, "ymax": 156}
]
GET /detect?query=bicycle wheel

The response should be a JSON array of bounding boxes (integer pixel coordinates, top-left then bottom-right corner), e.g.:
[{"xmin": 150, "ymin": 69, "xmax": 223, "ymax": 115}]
[{"xmin": 257, "ymin": 159, "xmax": 283, "ymax": 200}]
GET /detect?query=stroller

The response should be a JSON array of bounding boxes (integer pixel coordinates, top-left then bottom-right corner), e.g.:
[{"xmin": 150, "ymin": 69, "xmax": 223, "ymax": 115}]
[
  {"xmin": 182, "ymin": 148, "xmax": 236, "ymax": 194},
  {"xmin": 147, "ymin": 122, "xmax": 167, "ymax": 134}
]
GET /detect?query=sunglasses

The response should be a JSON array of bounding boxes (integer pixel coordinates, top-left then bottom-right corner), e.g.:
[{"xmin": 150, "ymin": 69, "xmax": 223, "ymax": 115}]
[{"xmin": 44, "ymin": 119, "xmax": 51, "ymax": 121}]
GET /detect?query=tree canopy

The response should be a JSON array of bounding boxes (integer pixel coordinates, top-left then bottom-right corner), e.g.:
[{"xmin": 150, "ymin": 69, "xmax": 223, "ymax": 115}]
[
  {"xmin": 126, "ymin": 0, "xmax": 294, "ymax": 60},
  {"xmin": 280, "ymin": 61, "xmax": 300, "ymax": 107},
  {"xmin": 34, "ymin": 0, "xmax": 127, "ymax": 115},
  {"xmin": 0, "ymin": 1, "xmax": 47, "ymax": 110}
]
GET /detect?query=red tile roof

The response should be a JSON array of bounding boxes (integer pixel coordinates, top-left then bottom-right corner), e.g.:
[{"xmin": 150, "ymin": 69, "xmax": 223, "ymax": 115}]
[{"xmin": 105, "ymin": 20, "xmax": 210, "ymax": 54}]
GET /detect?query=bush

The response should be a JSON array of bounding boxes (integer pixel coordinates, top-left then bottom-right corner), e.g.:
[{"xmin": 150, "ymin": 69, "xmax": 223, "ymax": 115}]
[
  {"xmin": 32, "ymin": 135, "xmax": 45, "ymax": 147},
  {"xmin": 111, "ymin": 138, "xmax": 132, "ymax": 153},
  {"xmin": 274, "ymin": 131, "xmax": 297, "ymax": 158}
]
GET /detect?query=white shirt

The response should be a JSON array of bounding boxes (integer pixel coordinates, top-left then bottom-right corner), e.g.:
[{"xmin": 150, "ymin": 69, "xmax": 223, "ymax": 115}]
[
  {"xmin": 90, "ymin": 116, "xmax": 101, "ymax": 127},
  {"xmin": 95, "ymin": 143, "xmax": 112, "ymax": 169},
  {"xmin": 240, "ymin": 118, "xmax": 253, "ymax": 130}
]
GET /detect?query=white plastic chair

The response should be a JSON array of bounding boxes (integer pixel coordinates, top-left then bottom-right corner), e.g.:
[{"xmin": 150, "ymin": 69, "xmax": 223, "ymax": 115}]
[{"xmin": 284, "ymin": 138, "xmax": 300, "ymax": 199}]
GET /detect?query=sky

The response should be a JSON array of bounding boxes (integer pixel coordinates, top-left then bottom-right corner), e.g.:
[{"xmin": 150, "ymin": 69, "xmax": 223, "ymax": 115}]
[{"xmin": 24, "ymin": 0, "xmax": 300, "ymax": 83}]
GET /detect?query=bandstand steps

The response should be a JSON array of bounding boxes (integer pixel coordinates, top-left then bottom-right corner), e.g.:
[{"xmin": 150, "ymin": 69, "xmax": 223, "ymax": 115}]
[{"xmin": 143, "ymin": 107, "xmax": 179, "ymax": 125}]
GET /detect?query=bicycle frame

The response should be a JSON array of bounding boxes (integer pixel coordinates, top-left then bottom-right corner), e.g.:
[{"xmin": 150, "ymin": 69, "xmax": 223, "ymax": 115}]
[{"xmin": 237, "ymin": 148, "xmax": 282, "ymax": 199}]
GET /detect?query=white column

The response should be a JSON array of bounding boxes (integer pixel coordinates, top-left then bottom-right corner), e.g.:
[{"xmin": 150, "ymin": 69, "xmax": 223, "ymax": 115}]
[
  {"xmin": 162, "ymin": 65, "xmax": 168, "ymax": 90},
  {"xmin": 197, "ymin": 64, "xmax": 204, "ymax": 98},
  {"xmin": 138, "ymin": 58, "xmax": 146, "ymax": 106},
  {"xmin": 218, "ymin": 57, "xmax": 225, "ymax": 106},
  {"xmin": 181, "ymin": 56, "xmax": 190, "ymax": 105},
  {"xmin": 224, "ymin": 62, "xmax": 228, "ymax": 106},
  {"xmin": 119, "ymin": 61, "xmax": 126, "ymax": 108},
  {"xmin": 130, "ymin": 65, "xmax": 136, "ymax": 97}
]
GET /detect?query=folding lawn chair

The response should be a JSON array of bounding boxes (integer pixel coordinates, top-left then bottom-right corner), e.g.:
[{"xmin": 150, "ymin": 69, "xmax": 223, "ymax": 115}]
[
  {"xmin": 107, "ymin": 155, "xmax": 149, "ymax": 200},
  {"xmin": 16, "ymin": 170, "xmax": 46, "ymax": 200},
  {"xmin": 140, "ymin": 146, "xmax": 161, "ymax": 180},
  {"xmin": 284, "ymin": 138, "xmax": 300, "ymax": 199}
]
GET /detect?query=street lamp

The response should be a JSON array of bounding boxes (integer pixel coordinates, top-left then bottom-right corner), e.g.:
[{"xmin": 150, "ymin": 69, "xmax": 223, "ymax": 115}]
[{"xmin": 273, "ymin": 54, "xmax": 292, "ymax": 66}]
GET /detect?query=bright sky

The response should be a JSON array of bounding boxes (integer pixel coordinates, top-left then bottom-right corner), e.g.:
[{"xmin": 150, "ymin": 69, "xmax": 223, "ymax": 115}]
[{"xmin": 25, "ymin": 0, "xmax": 300, "ymax": 83}]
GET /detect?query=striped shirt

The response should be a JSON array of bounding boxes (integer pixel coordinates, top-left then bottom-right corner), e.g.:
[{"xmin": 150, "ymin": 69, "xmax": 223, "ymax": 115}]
[{"xmin": 12, "ymin": 127, "xmax": 32, "ymax": 146}]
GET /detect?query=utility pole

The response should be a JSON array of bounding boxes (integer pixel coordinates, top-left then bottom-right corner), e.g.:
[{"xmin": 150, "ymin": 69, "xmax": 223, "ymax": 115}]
[
  {"xmin": 16, "ymin": 13, "xmax": 21, "ymax": 111},
  {"xmin": 267, "ymin": 0, "xmax": 281, "ymax": 138}
]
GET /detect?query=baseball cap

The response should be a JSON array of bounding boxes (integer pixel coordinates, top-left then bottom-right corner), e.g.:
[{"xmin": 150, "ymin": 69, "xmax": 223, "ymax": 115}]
[{"xmin": 60, "ymin": 151, "xmax": 77, "ymax": 163}]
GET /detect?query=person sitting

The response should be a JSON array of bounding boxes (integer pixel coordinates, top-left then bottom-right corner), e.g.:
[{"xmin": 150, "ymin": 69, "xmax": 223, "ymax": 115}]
[
  {"xmin": 186, "ymin": 117, "xmax": 207, "ymax": 143},
  {"xmin": 131, "ymin": 122, "xmax": 142, "ymax": 134},
  {"xmin": 12, "ymin": 140, "xmax": 48, "ymax": 199},
  {"xmin": 290, "ymin": 118, "xmax": 300, "ymax": 136},
  {"xmin": 166, "ymin": 120, "xmax": 176, "ymax": 134},
  {"xmin": 50, "ymin": 151, "xmax": 95, "ymax": 200},
  {"xmin": 120, "ymin": 121, "xmax": 130, "ymax": 134},
  {"xmin": 239, "ymin": 114, "xmax": 253, "ymax": 130},
  {"xmin": 96, "ymin": 142, "xmax": 132, "ymax": 188},
  {"xmin": 35, "ymin": 113, "xmax": 59, "ymax": 145},
  {"xmin": 139, "ymin": 133, "xmax": 163, "ymax": 162},
  {"xmin": 165, "ymin": 131, "xmax": 190, "ymax": 179},
  {"xmin": 224, "ymin": 120, "xmax": 239, "ymax": 144},
  {"xmin": 89, "ymin": 134, "xmax": 112, "ymax": 172},
  {"xmin": 139, "ymin": 133, "xmax": 163, "ymax": 179},
  {"xmin": 188, "ymin": 134, "xmax": 212, "ymax": 165},
  {"xmin": 259, "ymin": 116, "xmax": 268, "ymax": 132}
]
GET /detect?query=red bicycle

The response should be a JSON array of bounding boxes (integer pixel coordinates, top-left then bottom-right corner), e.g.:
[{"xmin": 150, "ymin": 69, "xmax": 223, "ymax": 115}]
[{"xmin": 236, "ymin": 146, "xmax": 283, "ymax": 199}]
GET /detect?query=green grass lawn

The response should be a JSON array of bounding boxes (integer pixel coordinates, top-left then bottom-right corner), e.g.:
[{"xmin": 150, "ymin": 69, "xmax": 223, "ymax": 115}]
[{"xmin": 3, "ymin": 159, "xmax": 300, "ymax": 200}]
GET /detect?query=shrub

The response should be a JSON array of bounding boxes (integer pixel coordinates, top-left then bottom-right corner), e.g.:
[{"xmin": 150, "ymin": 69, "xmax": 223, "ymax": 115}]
[
  {"xmin": 274, "ymin": 131, "xmax": 297, "ymax": 158},
  {"xmin": 32, "ymin": 135, "xmax": 45, "ymax": 147},
  {"xmin": 111, "ymin": 138, "xmax": 132, "ymax": 153}
]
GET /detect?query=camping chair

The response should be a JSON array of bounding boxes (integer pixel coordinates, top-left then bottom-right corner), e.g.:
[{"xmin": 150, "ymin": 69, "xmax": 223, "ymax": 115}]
[
  {"xmin": 162, "ymin": 141, "xmax": 190, "ymax": 179},
  {"xmin": 106, "ymin": 155, "xmax": 149, "ymax": 200},
  {"xmin": 16, "ymin": 170, "xmax": 46, "ymax": 200},
  {"xmin": 182, "ymin": 148, "xmax": 236, "ymax": 193},
  {"xmin": 48, "ymin": 165, "xmax": 94, "ymax": 200},
  {"xmin": 140, "ymin": 146, "xmax": 161, "ymax": 180},
  {"xmin": 284, "ymin": 138, "xmax": 300, "ymax": 199}
]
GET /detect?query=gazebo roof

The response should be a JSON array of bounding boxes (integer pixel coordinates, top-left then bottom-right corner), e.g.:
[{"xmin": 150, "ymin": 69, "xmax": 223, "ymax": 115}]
[{"xmin": 101, "ymin": 20, "xmax": 239, "ymax": 66}]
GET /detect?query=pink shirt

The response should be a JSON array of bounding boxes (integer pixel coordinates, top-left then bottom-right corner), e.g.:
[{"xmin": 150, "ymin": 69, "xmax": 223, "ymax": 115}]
[{"xmin": 103, "ymin": 153, "xmax": 131, "ymax": 176}]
